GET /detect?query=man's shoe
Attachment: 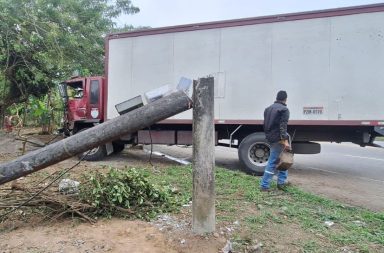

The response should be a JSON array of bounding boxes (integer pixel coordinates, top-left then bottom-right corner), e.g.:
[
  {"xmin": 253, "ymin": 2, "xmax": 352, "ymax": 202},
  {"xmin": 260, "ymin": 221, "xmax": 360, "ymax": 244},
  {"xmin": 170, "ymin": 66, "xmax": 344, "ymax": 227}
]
[
  {"xmin": 260, "ymin": 187, "xmax": 271, "ymax": 192},
  {"xmin": 277, "ymin": 182, "xmax": 292, "ymax": 191}
]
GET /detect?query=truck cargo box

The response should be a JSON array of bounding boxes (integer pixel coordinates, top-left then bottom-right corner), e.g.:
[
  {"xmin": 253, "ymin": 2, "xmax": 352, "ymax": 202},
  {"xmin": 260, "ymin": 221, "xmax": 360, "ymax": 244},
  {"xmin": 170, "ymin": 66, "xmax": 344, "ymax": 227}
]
[{"xmin": 106, "ymin": 3, "xmax": 384, "ymax": 129}]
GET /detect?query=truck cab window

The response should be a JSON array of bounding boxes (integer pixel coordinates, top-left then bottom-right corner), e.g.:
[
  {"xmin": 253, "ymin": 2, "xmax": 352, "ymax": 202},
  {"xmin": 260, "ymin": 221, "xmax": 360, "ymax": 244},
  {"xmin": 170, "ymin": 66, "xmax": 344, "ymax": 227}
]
[
  {"xmin": 67, "ymin": 82, "xmax": 84, "ymax": 99},
  {"xmin": 90, "ymin": 80, "xmax": 99, "ymax": 104}
]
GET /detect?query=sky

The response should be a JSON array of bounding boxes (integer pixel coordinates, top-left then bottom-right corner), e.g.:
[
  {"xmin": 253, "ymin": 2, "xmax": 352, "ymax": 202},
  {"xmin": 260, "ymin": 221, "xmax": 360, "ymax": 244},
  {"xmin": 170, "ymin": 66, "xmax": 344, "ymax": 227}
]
[{"xmin": 117, "ymin": 0, "xmax": 384, "ymax": 28}]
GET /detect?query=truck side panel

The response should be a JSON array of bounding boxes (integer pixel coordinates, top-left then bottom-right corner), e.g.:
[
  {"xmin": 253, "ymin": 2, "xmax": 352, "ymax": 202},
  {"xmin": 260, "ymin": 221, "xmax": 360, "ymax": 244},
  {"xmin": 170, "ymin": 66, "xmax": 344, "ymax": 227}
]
[{"xmin": 107, "ymin": 8, "xmax": 384, "ymax": 124}]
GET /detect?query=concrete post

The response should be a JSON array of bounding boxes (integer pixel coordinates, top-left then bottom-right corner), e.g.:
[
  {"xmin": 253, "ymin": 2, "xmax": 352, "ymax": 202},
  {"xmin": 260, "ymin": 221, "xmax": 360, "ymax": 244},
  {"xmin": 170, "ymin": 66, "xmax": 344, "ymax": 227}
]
[{"xmin": 192, "ymin": 77, "xmax": 215, "ymax": 234}]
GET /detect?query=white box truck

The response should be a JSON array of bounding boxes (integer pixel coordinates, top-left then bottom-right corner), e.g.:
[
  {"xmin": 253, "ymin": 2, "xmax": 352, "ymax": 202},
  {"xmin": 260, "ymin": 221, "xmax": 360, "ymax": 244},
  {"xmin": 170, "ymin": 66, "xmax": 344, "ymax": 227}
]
[{"xmin": 61, "ymin": 3, "xmax": 384, "ymax": 175}]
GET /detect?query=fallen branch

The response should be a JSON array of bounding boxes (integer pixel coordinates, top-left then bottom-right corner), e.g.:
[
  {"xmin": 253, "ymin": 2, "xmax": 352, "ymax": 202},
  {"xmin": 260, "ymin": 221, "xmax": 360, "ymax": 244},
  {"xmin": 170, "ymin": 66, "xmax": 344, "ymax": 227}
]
[{"xmin": 0, "ymin": 186, "xmax": 96, "ymax": 223}]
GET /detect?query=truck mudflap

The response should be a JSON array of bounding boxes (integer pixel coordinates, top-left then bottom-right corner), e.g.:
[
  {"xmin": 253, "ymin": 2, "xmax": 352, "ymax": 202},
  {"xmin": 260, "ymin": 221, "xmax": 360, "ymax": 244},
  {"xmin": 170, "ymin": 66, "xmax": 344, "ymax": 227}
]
[
  {"xmin": 105, "ymin": 142, "xmax": 114, "ymax": 155},
  {"xmin": 291, "ymin": 142, "xmax": 321, "ymax": 154}
]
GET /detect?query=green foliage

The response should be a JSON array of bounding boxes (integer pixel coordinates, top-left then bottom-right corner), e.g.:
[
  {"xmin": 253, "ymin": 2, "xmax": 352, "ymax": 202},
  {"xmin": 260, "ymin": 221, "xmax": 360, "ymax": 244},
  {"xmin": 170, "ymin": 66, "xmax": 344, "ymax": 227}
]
[
  {"xmin": 6, "ymin": 89, "xmax": 64, "ymax": 128},
  {"xmin": 29, "ymin": 95, "xmax": 51, "ymax": 126},
  {"xmin": 7, "ymin": 103, "xmax": 24, "ymax": 116},
  {"xmin": 29, "ymin": 97, "xmax": 47, "ymax": 117},
  {"xmin": 79, "ymin": 167, "xmax": 180, "ymax": 220},
  {"xmin": 0, "ymin": 0, "xmax": 139, "ymax": 109}
]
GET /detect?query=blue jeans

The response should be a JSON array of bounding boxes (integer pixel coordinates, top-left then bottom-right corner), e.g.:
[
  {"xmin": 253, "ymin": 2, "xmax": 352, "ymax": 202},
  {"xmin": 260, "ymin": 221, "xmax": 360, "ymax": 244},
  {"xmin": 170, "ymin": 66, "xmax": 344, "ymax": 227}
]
[{"xmin": 260, "ymin": 142, "xmax": 288, "ymax": 189}]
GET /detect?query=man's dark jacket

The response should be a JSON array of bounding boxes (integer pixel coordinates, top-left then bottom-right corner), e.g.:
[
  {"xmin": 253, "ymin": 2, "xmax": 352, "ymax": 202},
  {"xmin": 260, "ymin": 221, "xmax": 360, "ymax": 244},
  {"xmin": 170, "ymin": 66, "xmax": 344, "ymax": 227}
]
[{"xmin": 263, "ymin": 101, "xmax": 290, "ymax": 143}]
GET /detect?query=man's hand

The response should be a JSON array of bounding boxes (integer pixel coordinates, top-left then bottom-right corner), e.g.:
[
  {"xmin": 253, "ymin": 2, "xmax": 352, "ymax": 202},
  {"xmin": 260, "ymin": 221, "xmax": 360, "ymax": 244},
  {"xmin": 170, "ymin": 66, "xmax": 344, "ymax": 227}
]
[{"xmin": 280, "ymin": 139, "xmax": 291, "ymax": 150}]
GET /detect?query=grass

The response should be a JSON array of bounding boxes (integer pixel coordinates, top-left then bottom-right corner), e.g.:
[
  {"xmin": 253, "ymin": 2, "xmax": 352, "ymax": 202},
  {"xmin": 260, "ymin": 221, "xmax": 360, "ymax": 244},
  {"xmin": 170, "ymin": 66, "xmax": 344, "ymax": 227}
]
[
  {"xmin": 376, "ymin": 136, "xmax": 384, "ymax": 141},
  {"xmin": 141, "ymin": 165, "xmax": 384, "ymax": 252}
]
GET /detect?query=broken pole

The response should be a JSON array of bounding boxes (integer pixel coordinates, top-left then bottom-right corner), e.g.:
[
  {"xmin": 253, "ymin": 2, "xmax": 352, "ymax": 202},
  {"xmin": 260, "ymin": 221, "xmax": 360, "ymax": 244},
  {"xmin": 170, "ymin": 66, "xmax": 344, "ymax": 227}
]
[
  {"xmin": 192, "ymin": 77, "xmax": 215, "ymax": 234},
  {"xmin": 0, "ymin": 90, "xmax": 192, "ymax": 185}
]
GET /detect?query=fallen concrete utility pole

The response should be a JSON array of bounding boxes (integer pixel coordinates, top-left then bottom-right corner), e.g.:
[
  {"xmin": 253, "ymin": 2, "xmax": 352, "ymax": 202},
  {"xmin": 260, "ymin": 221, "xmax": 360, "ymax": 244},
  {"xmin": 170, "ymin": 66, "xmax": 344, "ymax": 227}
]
[{"xmin": 0, "ymin": 90, "xmax": 192, "ymax": 185}]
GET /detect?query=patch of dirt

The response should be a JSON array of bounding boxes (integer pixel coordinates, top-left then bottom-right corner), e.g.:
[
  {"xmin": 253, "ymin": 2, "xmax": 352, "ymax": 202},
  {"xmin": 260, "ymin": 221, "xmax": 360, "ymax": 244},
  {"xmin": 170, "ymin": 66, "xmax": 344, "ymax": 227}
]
[
  {"xmin": 0, "ymin": 133, "xmax": 21, "ymax": 157},
  {"xmin": 243, "ymin": 221, "xmax": 333, "ymax": 252},
  {"xmin": 0, "ymin": 130, "xmax": 226, "ymax": 253},
  {"xmin": 0, "ymin": 214, "xmax": 227, "ymax": 253},
  {"xmin": 1, "ymin": 219, "xmax": 176, "ymax": 253}
]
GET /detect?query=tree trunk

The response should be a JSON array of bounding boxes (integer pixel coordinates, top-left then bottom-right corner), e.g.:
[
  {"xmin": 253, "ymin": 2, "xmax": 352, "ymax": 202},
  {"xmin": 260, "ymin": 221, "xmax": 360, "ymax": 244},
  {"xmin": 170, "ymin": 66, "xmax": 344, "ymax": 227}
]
[
  {"xmin": 42, "ymin": 92, "xmax": 51, "ymax": 134},
  {"xmin": 0, "ymin": 90, "xmax": 192, "ymax": 185},
  {"xmin": 0, "ymin": 105, "xmax": 4, "ymax": 130},
  {"xmin": 192, "ymin": 77, "xmax": 215, "ymax": 234},
  {"xmin": 0, "ymin": 83, "xmax": 5, "ymax": 128},
  {"xmin": 23, "ymin": 101, "xmax": 28, "ymax": 128}
]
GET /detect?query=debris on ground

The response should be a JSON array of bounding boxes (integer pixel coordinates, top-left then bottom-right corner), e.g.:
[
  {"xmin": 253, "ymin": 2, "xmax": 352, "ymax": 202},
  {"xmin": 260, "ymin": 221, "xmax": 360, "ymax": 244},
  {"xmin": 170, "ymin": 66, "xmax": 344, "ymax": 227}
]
[
  {"xmin": 59, "ymin": 179, "xmax": 80, "ymax": 194},
  {"xmin": 324, "ymin": 221, "xmax": 335, "ymax": 227},
  {"xmin": 352, "ymin": 220, "xmax": 366, "ymax": 227},
  {"xmin": 246, "ymin": 242, "xmax": 263, "ymax": 253},
  {"xmin": 221, "ymin": 240, "xmax": 233, "ymax": 253},
  {"xmin": 0, "ymin": 167, "xmax": 182, "ymax": 223}
]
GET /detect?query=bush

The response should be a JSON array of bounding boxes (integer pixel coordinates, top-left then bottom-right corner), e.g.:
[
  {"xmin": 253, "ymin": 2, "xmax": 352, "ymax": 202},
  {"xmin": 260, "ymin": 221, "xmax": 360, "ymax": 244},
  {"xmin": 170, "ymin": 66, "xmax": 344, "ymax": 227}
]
[{"xmin": 79, "ymin": 167, "xmax": 179, "ymax": 220}]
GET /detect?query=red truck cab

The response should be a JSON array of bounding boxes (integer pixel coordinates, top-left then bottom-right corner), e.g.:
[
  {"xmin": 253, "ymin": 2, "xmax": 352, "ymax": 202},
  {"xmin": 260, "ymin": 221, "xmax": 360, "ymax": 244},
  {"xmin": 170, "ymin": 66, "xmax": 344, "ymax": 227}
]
[{"xmin": 60, "ymin": 76, "xmax": 106, "ymax": 134}]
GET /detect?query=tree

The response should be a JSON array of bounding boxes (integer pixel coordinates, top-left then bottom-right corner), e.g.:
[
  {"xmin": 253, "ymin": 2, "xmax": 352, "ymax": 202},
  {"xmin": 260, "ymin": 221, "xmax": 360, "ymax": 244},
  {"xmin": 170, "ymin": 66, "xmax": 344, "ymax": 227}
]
[{"xmin": 0, "ymin": 0, "xmax": 139, "ymax": 124}]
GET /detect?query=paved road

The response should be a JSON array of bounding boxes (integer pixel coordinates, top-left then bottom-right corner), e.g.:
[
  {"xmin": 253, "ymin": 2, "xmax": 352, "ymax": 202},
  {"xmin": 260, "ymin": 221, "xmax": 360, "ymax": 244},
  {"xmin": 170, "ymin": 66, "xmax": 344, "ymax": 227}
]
[
  {"xmin": 148, "ymin": 142, "xmax": 384, "ymax": 211},
  {"xmin": 294, "ymin": 142, "xmax": 384, "ymax": 181}
]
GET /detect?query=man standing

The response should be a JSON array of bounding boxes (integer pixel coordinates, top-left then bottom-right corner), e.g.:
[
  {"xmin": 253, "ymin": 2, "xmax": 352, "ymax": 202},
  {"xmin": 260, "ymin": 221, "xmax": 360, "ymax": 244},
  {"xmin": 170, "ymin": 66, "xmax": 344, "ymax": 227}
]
[{"xmin": 260, "ymin": 90, "xmax": 291, "ymax": 191}]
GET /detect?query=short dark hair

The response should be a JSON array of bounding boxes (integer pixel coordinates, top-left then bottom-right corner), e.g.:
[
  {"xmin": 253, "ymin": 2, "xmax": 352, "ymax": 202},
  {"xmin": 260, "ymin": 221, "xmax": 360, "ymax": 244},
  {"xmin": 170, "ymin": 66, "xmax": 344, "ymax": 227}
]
[{"xmin": 276, "ymin": 90, "xmax": 287, "ymax": 101}]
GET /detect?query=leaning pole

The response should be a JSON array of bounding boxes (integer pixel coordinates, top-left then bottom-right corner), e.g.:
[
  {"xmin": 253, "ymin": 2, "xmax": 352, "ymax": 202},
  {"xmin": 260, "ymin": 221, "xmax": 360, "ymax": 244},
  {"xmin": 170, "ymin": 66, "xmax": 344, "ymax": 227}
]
[{"xmin": 0, "ymin": 90, "xmax": 192, "ymax": 185}]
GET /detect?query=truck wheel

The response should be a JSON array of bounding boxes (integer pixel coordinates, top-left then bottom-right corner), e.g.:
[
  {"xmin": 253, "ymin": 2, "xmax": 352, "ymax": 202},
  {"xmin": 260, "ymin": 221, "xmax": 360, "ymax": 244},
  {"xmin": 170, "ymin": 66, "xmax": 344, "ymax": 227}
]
[
  {"xmin": 112, "ymin": 142, "xmax": 125, "ymax": 154},
  {"xmin": 238, "ymin": 133, "xmax": 270, "ymax": 176},
  {"xmin": 79, "ymin": 145, "xmax": 107, "ymax": 161},
  {"xmin": 77, "ymin": 128, "xmax": 107, "ymax": 161}
]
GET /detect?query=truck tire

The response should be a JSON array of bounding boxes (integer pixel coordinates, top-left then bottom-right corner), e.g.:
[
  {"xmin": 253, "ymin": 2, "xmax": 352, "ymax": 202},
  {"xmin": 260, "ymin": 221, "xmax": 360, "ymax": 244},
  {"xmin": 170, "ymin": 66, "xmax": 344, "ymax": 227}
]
[
  {"xmin": 238, "ymin": 133, "xmax": 270, "ymax": 176},
  {"xmin": 79, "ymin": 145, "xmax": 107, "ymax": 161},
  {"xmin": 77, "ymin": 128, "xmax": 107, "ymax": 161}
]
